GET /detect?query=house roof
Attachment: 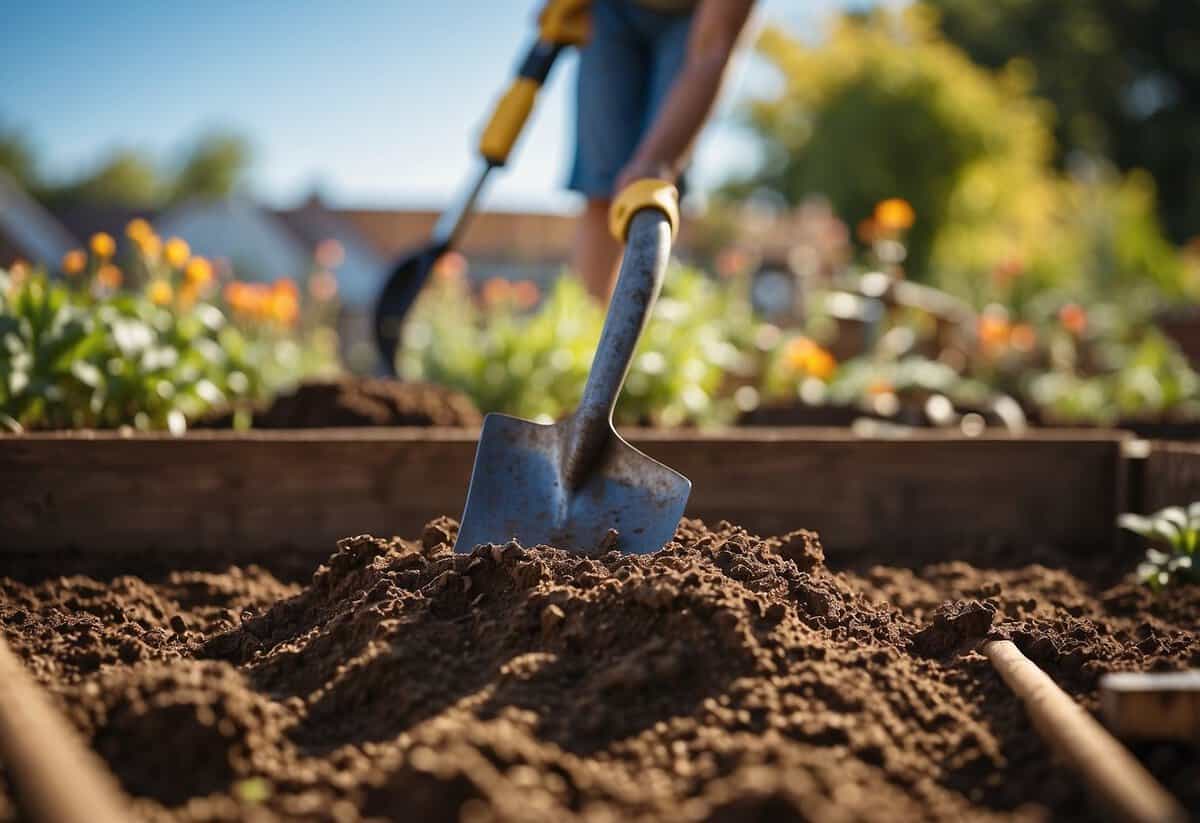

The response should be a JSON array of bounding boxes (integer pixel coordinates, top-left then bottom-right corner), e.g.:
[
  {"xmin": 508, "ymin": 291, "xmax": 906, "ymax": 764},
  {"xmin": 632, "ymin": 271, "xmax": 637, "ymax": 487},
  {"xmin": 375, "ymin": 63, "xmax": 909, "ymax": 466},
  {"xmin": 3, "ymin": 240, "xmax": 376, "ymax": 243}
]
[{"xmin": 0, "ymin": 170, "xmax": 79, "ymax": 266}]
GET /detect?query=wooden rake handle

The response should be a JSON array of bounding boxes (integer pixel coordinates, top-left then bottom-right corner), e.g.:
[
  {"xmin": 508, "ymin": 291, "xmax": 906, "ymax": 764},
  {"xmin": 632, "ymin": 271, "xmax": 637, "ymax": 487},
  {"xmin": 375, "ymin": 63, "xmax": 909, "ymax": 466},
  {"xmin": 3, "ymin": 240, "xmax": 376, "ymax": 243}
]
[
  {"xmin": 0, "ymin": 636, "xmax": 129, "ymax": 823},
  {"xmin": 983, "ymin": 640, "xmax": 1187, "ymax": 823}
]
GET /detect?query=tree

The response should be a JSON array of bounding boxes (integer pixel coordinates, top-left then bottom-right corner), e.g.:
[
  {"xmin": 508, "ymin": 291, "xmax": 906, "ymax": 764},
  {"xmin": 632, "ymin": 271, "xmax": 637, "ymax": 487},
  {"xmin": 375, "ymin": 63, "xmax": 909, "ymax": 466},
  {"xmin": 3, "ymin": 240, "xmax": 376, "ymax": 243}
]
[
  {"xmin": 47, "ymin": 150, "xmax": 160, "ymax": 209},
  {"xmin": 0, "ymin": 126, "xmax": 39, "ymax": 192},
  {"xmin": 168, "ymin": 132, "xmax": 251, "ymax": 204},
  {"xmin": 925, "ymin": 0, "xmax": 1200, "ymax": 242}
]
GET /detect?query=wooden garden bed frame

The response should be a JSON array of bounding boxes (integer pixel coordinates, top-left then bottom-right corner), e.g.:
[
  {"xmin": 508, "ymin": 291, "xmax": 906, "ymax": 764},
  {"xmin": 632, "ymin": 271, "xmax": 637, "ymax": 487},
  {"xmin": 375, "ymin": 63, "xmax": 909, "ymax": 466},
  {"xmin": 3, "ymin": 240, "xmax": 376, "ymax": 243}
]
[{"xmin": 0, "ymin": 428, "xmax": 1172, "ymax": 559}]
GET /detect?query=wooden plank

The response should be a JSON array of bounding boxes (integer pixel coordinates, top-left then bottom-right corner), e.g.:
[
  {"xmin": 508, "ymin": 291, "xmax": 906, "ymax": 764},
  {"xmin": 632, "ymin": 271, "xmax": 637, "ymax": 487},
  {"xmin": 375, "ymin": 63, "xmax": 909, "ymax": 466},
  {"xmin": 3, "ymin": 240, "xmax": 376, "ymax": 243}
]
[
  {"xmin": 1143, "ymin": 441, "xmax": 1200, "ymax": 511},
  {"xmin": 0, "ymin": 429, "xmax": 1127, "ymax": 559}
]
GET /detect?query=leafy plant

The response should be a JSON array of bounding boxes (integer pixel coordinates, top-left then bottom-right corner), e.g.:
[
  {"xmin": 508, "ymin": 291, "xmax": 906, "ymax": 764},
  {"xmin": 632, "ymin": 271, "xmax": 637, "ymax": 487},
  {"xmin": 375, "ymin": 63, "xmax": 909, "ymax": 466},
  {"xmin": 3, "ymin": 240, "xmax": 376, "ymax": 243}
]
[
  {"xmin": 1118, "ymin": 504, "xmax": 1200, "ymax": 590},
  {"xmin": 1, "ymin": 221, "xmax": 337, "ymax": 432}
]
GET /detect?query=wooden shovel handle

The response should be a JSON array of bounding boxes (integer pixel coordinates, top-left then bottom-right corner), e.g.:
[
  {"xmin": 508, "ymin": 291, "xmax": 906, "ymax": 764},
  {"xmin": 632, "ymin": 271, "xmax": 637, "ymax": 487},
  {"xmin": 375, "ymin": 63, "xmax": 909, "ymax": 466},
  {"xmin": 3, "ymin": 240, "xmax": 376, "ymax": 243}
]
[
  {"xmin": 0, "ymin": 636, "xmax": 129, "ymax": 823},
  {"xmin": 983, "ymin": 640, "xmax": 1187, "ymax": 823}
]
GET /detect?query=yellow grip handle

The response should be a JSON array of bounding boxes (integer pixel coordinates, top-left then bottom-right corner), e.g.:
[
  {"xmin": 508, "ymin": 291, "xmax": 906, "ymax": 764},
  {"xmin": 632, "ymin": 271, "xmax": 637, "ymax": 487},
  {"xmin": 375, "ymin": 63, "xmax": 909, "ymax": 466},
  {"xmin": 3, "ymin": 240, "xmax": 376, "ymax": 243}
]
[
  {"xmin": 479, "ymin": 78, "xmax": 539, "ymax": 165},
  {"xmin": 609, "ymin": 179, "xmax": 680, "ymax": 242},
  {"xmin": 539, "ymin": 0, "xmax": 591, "ymax": 46}
]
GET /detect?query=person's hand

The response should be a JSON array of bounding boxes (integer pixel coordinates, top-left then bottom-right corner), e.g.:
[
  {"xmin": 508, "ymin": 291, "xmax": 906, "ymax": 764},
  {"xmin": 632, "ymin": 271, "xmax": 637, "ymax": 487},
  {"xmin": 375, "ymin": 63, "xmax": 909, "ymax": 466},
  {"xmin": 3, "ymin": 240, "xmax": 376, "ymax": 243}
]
[{"xmin": 614, "ymin": 157, "xmax": 677, "ymax": 196}]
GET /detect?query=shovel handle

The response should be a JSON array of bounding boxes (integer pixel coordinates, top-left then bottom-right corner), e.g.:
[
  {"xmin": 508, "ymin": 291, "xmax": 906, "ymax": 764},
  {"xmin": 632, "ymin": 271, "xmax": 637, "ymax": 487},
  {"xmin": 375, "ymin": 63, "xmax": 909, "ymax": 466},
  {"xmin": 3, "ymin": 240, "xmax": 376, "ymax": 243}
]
[{"xmin": 563, "ymin": 181, "xmax": 678, "ymax": 489}]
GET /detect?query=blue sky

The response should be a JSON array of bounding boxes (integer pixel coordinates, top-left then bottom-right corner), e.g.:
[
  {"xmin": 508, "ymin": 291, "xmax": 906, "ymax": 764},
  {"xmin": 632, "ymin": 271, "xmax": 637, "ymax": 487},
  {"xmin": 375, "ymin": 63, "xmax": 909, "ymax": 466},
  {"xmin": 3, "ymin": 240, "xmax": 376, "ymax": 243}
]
[{"xmin": 2, "ymin": 1, "xmax": 890, "ymax": 213}]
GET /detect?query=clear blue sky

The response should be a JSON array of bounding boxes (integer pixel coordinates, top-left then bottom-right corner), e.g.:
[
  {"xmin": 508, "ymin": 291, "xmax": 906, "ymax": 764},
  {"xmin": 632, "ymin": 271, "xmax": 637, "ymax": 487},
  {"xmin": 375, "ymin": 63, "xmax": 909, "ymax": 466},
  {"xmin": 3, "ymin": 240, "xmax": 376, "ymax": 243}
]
[{"xmin": 2, "ymin": 0, "xmax": 890, "ymax": 213}]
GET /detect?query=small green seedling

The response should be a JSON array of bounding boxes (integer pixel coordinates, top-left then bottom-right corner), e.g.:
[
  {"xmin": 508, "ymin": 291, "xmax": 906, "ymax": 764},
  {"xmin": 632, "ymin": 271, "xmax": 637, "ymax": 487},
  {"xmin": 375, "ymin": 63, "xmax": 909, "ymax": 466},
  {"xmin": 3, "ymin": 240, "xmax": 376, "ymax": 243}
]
[{"xmin": 1118, "ymin": 503, "xmax": 1200, "ymax": 590}]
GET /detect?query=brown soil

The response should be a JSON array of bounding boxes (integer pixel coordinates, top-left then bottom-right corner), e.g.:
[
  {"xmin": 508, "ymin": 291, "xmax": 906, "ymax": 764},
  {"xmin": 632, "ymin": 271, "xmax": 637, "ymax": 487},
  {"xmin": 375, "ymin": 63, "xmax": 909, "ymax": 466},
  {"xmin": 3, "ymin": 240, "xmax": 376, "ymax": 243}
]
[
  {"xmin": 202, "ymin": 378, "xmax": 482, "ymax": 429},
  {"xmin": 1, "ymin": 521, "xmax": 1197, "ymax": 822}
]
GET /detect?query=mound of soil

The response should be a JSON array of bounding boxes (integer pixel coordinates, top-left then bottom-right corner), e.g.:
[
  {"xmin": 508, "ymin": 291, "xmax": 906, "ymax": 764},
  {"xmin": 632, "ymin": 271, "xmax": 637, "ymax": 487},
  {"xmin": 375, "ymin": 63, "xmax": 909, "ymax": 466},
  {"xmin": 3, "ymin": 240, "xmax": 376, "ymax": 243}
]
[
  {"xmin": 1, "ymin": 521, "xmax": 1196, "ymax": 822},
  {"xmin": 202, "ymin": 378, "xmax": 482, "ymax": 429}
]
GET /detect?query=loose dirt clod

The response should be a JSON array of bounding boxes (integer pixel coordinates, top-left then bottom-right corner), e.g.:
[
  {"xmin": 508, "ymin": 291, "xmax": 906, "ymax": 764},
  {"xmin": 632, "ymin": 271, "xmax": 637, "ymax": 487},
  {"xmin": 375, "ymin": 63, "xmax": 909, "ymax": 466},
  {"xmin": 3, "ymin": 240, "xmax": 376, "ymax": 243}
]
[{"xmin": 1, "ymin": 520, "xmax": 1196, "ymax": 822}]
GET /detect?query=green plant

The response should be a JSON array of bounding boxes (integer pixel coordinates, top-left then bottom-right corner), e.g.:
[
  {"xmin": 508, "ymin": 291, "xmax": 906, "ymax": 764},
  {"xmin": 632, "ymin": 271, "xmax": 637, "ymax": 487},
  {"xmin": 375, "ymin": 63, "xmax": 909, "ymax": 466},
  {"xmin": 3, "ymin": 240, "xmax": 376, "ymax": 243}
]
[
  {"xmin": 1118, "ymin": 504, "xmax": 1200, "ymax": 590},
  {"xmin": 400, "ymin": 266, "xmax": 750, "ymax": 426}
]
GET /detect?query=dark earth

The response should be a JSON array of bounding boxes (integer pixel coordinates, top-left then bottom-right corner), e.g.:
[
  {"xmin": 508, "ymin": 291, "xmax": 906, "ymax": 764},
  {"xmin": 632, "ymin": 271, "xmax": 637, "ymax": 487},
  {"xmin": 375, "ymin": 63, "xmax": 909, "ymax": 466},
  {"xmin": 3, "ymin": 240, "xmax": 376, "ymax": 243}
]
[
  {"xmin": 0, "ymin": 520, "xmax": 1196, "ymax": 822},
  {"xmin": 202, "ymin": 378, "xmax": 482, "ymax": 429}
]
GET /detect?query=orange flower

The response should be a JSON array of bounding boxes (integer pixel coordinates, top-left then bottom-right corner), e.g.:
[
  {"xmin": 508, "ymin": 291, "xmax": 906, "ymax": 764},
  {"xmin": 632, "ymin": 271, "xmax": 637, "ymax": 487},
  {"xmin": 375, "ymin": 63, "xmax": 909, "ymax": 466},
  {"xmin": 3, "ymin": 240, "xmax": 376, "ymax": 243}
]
[
  {"xmin": 90, "ymin": 232, "xmax": 116, "ymax": 260},
  {"xmin": 1009, "ymin": 323, "xmax": 1036, "ymax": 352},
  {"xmin": 148, "ymin": 280, "xmax": 173, "ymax": 306},
  {"xmin": 137, "ymin": 232, "xmax": 162, "ymax": 261},
  {"xmin": 268, "ymin": 278, "xmax": 300, "ymax": 325},
  {"xmin": 978, "ymin": 315, "xmax": 1011, "ymax": 349},
  {"xmin": 125, "ymin": 218, "xmax": 153, "ymax": 241},
  {"xmin": 511, "ymin": 279, "xmax": 541, "ymax": 310},
  {"xmin": 784, "ymin": 336, "xmax": 836, "ymax": 380},
  {"xmin": 185, "ymin": 256, "xmax": 213, "ymax": 287},
  {"xmin": 96, "ymin": 264, "xmax": 122, "ymax": 289},
  {"xmin": 481, "ymin": 277, "xmax": 512, "ymax": 307},
  {"xmin": 434, "ymin": 251, "xmax": 468, "ymax": 283},
  {"xmin": 1058, "ymin": 303, "xmax": 1087, "ymax": 336},
  {"xmin": 874, "ymin": 198, "xmax": 915, "ymax": 232},
  {"xmin": 164, "ymin": 237, "xmax": 191, "ymax": 268},
  {"xmin": 62, "ymin": 249, "xmax": 87, "ymax": 276},
  {"xmin": 866, "ymin": 379, "xmax": 893, "ymax": 396},
  {"xmin": 178, "ymin": 282, "xmax": 198, "ymax": 310}
]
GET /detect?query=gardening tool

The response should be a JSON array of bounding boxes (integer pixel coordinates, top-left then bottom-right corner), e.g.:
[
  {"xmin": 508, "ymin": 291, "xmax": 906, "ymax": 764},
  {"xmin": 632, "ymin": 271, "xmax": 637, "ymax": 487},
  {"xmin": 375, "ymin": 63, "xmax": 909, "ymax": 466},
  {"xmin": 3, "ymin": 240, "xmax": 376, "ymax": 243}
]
[
  {"xmin": 983, "ymin": 640, "xmax": 1187, "ymax": 823},
  {"xmin": 454, "ymin": 180, "xmax": 690, "ymax": 555},
  {"xmin": 374, "ymin": 0, "xmax": 591, "ymax": 373}
]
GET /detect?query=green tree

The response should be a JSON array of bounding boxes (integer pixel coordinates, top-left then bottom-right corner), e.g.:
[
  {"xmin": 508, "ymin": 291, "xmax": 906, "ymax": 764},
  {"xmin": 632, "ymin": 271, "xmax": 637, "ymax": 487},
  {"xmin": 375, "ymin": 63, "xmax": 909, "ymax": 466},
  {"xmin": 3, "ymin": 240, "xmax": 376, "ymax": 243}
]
[
  {"xmin": 0, "ymin": 126, "xmax": 40, "ymax": 192},
  {"xmin": 737, "ymin": 7, "xmax": 1054, "ymax": 281},
  {"xmin": 46, "ymin": 150, "xmax": 161, "ymax": 209},
  {"xmin": 926, "ymin": 0, "xmax": 1200, "ymax": 242},
  {"xmin": 168, "ymin": 132, "xmax": 251, "ymax": 204}
]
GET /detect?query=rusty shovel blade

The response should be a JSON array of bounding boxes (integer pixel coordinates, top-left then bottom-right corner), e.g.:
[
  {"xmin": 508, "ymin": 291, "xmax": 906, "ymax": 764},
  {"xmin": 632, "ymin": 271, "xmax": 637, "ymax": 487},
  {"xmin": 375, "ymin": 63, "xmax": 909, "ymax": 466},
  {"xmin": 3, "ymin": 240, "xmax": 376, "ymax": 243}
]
[{"xmin": 454, "ymin": 206, "xmax": 691, "ymax": 555}]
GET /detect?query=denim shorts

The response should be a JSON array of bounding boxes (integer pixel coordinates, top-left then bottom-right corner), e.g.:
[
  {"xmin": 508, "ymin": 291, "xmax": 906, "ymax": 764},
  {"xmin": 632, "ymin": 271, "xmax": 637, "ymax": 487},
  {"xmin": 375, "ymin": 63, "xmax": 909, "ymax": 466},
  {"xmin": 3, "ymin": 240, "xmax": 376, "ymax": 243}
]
[{"xmin": 568, "ymin": 0, "xmax": 694, "ymax": 199}]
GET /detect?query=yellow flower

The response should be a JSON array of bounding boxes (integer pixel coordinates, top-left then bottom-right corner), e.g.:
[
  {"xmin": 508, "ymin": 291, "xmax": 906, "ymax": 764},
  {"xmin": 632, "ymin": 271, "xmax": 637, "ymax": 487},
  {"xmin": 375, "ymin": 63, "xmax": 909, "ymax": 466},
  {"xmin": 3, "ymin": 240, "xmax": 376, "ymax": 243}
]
[
  {"xmin": 62, "ymin": 249, "xmax": 87, "ymax": 276},
  {"xmin": 783, "ymin": 336, "xmax": 836, "ymax": 380},
  {"xmin": 148, "ymin": 280, "xmax": 173, "ymax": 306},
  {"xmin": 136, "ymin": 232, "xmax": 162, "ymax": 261},
  {"xmin": 874, "ymin": 198, "xmax": 915, "ymax": 232},
  {"xmin": 90, "ymin": 232, "xmax": 116, "ymax": 260},
  {"xmin": 96, "ymin": 264, "xmax": 123, "ymax": 289},
  {"xmin": 185, "ymin": 256, "xmax": 213, "ymax": 286},
  {"xmin": 125, "ymin": 218, "xmax": 153, "ymax": 241},
  {"xmin": 164, "ymin": 237, "xmax": 190, "ymax": 268}
]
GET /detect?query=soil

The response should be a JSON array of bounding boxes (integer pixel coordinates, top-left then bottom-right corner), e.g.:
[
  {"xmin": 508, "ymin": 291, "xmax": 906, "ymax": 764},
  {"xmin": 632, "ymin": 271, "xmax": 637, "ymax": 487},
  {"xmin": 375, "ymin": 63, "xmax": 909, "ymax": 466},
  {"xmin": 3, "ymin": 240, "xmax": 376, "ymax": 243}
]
[
  {"xmin": 201, "ymin": 378, "xmax": 482, "ymax": 429},
  {"xmin": 1, "ymin": 520, "xmax": 1197, "ymax": 822}
]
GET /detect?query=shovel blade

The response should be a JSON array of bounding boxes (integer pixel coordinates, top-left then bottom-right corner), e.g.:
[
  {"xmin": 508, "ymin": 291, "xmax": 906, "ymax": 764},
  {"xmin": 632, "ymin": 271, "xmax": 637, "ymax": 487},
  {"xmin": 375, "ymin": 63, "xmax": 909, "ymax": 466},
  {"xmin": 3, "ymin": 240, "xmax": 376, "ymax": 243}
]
[{"xmin": 454, "ymin": 413, "xmax": 690, "ymax": 555}]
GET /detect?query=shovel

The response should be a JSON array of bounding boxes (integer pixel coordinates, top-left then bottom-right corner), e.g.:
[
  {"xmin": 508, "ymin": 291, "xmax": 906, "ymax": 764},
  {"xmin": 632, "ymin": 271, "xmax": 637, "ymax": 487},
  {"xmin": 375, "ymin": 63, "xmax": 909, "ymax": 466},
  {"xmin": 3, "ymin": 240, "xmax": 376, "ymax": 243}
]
[
  {"xmin": 454, "ymin": 180, "xmax": 691, "ymax": 555},
  {"xmin": 374, "ymin": 0, "xmax": 591, "ymax": 373}
]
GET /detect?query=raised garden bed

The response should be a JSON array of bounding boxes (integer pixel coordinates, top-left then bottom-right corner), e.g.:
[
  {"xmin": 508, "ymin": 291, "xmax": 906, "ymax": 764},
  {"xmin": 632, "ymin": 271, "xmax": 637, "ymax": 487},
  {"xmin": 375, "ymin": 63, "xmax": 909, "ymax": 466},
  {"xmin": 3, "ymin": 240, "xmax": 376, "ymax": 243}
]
[{"xmin": 0, "ymin": 430, "xmax": 1196, "ymax": 821}]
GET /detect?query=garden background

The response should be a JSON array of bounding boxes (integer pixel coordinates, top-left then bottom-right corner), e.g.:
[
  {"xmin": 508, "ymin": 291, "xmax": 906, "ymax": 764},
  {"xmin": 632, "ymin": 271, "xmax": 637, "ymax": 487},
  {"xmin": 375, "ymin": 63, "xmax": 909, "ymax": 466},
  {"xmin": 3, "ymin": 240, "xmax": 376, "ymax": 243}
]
[{"xmin": 3, "ymin": 0, "xmax": 1200, "ymax": 434}]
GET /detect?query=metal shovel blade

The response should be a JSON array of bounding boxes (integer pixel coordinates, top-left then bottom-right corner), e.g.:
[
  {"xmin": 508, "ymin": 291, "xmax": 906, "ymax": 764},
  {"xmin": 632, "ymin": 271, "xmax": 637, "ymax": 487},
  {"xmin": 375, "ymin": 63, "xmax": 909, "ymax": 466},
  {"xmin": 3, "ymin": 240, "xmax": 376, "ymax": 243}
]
[
  {"xmin": 453, "ymin": 204, "xmax": 690, "ymax": 555},
  {"xmin": 454, "ymin": 413, "xmax": 690, "ymax": 555}
]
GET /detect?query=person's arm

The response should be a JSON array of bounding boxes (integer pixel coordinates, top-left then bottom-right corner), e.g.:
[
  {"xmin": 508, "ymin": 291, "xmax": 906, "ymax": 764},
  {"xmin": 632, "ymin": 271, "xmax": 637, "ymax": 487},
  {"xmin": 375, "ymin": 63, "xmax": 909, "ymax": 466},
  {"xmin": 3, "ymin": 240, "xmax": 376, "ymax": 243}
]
[{"xmin": 615, "ymin": 0, "xmax": 756, "ymax": 192}]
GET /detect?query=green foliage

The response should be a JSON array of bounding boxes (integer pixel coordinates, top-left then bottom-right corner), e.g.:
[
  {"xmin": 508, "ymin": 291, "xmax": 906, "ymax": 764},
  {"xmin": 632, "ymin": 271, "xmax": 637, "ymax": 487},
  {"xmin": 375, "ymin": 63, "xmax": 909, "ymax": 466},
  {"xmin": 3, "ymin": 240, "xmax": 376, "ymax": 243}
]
[
  {"xmin": 927, "ymin": 0, "xmax": 1200, "ymax": 242},
  {"xmin": 740, "ymin": 7, "xmax": 1053, "ymax": 280},
  {"xmin": 0, "ymin": 267, "xmax": 329, "ymax": 432},
  {"xmin": 400, "ymin": 267, "xmax": 750, "ymax": 426},
  {"xmin": 169, "ymin": 133, "xmax": 252, "ymax": 205},
  {"xmin": 737, "ymin": 7, "xmax": 1189, "ymax": 304},
  {"xmin": 1119, "ymin": 504, "xmax": 1200, "ymax": 590},
  {"xmin": 1, "ymin": 127, "xmax": 250, "ymax": 210}
]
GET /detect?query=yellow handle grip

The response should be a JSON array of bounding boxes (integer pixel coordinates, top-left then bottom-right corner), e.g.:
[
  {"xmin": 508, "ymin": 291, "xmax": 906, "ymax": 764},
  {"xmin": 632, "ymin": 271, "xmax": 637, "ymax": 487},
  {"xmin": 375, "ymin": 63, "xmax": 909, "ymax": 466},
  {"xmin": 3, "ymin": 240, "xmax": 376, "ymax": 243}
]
[
  {"xmin": 539, "ymin": 0, "xmax": 591, "ymax": 46},
  {"xmin": 478, "ymin": 78, "xmax": 540, "ymax": 165},
  {"xmin": 609, "ymin": 179, "xmax": 680, "ymax": 243}
]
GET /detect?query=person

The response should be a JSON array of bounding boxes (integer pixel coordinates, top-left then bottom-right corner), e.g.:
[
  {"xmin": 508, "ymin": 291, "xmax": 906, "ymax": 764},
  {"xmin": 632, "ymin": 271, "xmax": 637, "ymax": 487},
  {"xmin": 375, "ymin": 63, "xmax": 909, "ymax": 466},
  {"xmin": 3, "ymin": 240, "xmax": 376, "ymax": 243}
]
[{"xmin": 567, "ymin": 0, "xmax": 757, "ymax": 299}]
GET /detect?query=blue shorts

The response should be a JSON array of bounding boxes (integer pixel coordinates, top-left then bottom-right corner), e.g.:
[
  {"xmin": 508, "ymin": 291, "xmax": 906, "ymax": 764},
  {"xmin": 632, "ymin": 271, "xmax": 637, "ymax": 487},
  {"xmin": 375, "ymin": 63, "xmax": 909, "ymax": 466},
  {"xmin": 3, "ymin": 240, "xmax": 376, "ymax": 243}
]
[{"xmin": 568, "ymin": 0, "xmax": 694, "ymax": 199}]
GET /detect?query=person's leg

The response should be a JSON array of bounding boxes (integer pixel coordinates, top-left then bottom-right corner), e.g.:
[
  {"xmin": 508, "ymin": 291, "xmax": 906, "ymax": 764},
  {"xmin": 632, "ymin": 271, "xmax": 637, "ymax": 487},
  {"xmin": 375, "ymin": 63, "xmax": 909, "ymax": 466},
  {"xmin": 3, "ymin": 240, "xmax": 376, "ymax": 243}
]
[
  {"xmin": 567, "ymin": 0, "xmax": 649, "ymax": 300},
  {"xmin": 571, "ymin": 198, "xmax": 622, "ymax": 300}
]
